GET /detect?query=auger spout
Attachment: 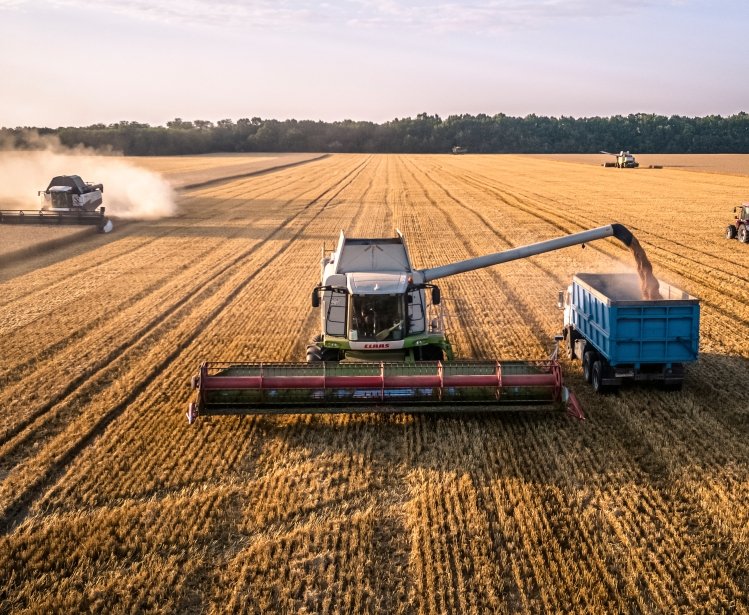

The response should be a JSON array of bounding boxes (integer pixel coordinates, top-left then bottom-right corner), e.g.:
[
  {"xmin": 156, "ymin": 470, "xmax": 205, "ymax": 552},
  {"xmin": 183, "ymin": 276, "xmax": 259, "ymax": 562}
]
[{"xmin": 421, "ymin": 224, "xmax": 632, "ymax": 282}]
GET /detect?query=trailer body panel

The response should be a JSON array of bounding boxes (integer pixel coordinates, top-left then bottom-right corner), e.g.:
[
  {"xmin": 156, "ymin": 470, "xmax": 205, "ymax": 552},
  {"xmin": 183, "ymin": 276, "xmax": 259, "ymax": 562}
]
[{"xmin": 568, "ymin": 273, "xmax": 699, "ymax": 368}]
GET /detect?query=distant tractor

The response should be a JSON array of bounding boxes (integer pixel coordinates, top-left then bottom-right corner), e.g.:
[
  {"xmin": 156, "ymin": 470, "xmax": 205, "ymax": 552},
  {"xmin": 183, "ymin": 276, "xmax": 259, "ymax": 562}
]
[
  {"xmin": 725, "ymin": 203, "xmax": 749, "ymax": 243},
  {"xmin": 601, "ymin": 150, "xmax": 639, "ymax": 168},
  {"xmin": 451, "ymin": 146, "xmax": 468, "ymax": 154}
]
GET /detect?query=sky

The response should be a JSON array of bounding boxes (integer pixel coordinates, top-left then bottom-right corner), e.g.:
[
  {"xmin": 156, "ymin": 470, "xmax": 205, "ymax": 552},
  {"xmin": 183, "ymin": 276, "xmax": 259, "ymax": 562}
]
[{"xmin": 0, "ymin": 0, "xmax": 747, "ymax": 127}]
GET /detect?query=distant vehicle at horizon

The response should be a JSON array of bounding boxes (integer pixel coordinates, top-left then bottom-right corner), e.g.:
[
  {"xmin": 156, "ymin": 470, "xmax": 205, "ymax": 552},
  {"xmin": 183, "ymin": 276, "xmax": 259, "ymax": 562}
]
[
  {"xmin": 451, "ymin": 145, "xmax": 468, "ymax": 154},
  {"xmin": 600, "ymin": 150, "xmax": 639, "ymax": 168}
]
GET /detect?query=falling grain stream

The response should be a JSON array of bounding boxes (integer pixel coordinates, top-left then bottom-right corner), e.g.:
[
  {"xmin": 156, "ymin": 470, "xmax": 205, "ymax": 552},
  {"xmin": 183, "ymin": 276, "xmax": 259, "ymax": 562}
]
[{"xmin": 629, "ymin": 235, "xmax": 662, "ymax": 299}]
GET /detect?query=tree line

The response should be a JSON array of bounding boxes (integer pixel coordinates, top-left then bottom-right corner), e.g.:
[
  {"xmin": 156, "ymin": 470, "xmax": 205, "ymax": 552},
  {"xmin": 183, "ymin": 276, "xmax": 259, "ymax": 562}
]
[{"xmin": 2, "ymin": 112, "xmax": 748, "ymax": 155}]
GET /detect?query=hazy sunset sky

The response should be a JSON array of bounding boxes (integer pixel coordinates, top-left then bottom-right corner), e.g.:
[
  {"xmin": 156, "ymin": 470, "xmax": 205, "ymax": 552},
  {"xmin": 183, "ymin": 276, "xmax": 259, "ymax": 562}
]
[{"xmin": 1, "ymin": 1, "xmax": 747, "ymax": 127}]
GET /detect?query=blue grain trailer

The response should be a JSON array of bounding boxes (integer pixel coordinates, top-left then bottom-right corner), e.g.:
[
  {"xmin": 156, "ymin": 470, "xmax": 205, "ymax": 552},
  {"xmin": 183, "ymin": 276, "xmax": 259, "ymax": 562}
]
[{"xmin": 560, "ymin": 273, "xmax": 700, "ymax": 392}]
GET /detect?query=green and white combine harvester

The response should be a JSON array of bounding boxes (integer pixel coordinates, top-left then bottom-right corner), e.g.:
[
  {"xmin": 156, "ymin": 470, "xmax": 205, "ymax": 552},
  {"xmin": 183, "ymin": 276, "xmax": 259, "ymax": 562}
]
[{"xmin": 188, "ymin": 224, "xmax": 637, "ymax": 423}]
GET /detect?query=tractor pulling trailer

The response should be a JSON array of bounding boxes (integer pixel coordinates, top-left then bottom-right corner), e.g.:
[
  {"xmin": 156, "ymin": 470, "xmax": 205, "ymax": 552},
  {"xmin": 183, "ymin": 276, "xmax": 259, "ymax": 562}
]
[{"xmin": 188, "ymin": 224, "xmax": 701, "ymax": 423}]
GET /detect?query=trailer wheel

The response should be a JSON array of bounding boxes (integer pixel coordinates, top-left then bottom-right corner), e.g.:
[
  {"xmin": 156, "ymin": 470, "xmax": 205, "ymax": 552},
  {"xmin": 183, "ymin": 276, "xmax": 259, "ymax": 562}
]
[
  {"xmin": 566, "ymin": 329, "xmax": 579, "ymax": 360},
  {"xmin": 739, "ymin": 225, "xmax": 749, "ymax": 243},
  {"xmin": 726, "ymin": 225, "xmax": 737, "ymax": 239},
  {"xmin": 583, "ymin": 351, "xmax": 595, "ymax": 382},
  {"xmin": 591, "ymin": 360, "xmax": 605, "ymax": 393}
]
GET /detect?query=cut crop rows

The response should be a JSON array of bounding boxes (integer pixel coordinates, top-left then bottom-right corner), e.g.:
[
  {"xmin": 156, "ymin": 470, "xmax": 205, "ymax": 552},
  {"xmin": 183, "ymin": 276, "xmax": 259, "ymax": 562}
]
[{"xmin": 1, "ymin": 154, "xmax": 747, "ymax": 613}]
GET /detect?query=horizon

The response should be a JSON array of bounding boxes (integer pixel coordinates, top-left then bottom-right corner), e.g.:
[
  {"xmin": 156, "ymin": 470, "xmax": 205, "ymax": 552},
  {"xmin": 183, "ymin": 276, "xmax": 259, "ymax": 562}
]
[
  {"xmin": 4, "ymin": 109, "xmax": 749, "ymax": 132},
  {"xmin": 1, "ymin": 1, "xmax": 748, "ymax": 127}
]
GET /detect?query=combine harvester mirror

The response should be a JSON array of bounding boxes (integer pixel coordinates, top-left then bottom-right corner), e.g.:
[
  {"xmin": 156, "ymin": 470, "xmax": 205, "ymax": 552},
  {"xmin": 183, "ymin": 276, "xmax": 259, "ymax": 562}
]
[{"xmin": 188, "ymin": 224, "xmax": 645, "ymax": 423}]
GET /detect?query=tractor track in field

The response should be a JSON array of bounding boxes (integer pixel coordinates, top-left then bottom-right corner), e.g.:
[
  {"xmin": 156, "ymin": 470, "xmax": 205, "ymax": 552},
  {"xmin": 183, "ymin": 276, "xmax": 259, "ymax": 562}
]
[
  {"xmin": 177, "ymin": 153, "xmax": 330, "ymax": 191},
  {"xmin": 348, "ymin": 158, "xmax": 386, "ymax": 234},
  {"xmin": 389, "ymin": 161, "xmax": 486, "ymax": 361},
  {"xmin": 0, "ymin": 230, "xmax": 159, "ymax": 303},
  {"xmin": 289, "ymin": 158, "xmax": 380, "ymax": 359},
  {"xmin": 432, "ymin": 160, "xmax": 749, "ymax": 436},
  {"xmin": 4, "ymin": 155, "xmax": 749, "ymax": 612},
  {"xmin": 0, "ymin": 155, "xmax": 330, "ymax": 302},
  {"xmin": 403, "ymin": 158, "xmax": 749, "ymax": 469},
  {"xmin": 402, "ymin": 158, "xmax": 709, "ymax": 473},
  {"xmin": 0, "ymin": 159, "xmax": 356, "ymax": 440},
  {"xmin": 0, "ymin": 161, "xmax": 351, "ymax": 389},
  {"xmin": 474, "ymin": 161, "xmax": 749, "ymax": 273},
  {"xmin": 0, "ymin": 154, "xmax": 371, "ymax": 442},
  {"xmin": 400, "ymin": 157, "xmax": 560, "ymax": 355},
  {"xmin": 447, "ymin": 163, "xmax": 749, "ymax": 301},
  {"xmin": 405, "ymin": 158, "xmax": 572, "ymax": 292},
  {"xmin": 439, "ymin": 163, "xmax": 749, "ymax": 335},
  {"xmin": 0, "ymin": 156, "xmax": 375, "ymax": 532}
]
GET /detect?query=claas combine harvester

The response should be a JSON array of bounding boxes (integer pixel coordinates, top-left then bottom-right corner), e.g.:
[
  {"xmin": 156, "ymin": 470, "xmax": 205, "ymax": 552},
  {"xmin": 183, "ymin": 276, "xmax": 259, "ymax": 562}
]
[
  {"xmin": 0, "ymin": 175, "xmax": 113, "ymax": 233},
  {"xmin": 187, "ymin": 224, "xmax": 638, "ymax": 423}
]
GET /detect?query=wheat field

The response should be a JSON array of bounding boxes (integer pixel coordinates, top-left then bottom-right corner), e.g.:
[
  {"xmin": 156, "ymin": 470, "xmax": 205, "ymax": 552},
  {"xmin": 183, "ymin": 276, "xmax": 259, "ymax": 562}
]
[{"xmin": 1, "ymin": 154, "xmax": 748, "ymax": 613}]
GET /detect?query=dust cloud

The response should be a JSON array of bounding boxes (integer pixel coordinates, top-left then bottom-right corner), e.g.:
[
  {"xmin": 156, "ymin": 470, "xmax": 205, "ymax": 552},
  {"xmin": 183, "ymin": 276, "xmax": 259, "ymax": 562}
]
[{"xmin": 0, "ymin": 134, "xmax": 176, "ymax": 219}]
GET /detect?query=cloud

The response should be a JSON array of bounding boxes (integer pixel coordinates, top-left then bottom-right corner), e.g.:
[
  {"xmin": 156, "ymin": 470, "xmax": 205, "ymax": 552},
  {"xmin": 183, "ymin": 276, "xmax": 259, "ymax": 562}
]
[
  {"xmin": 3, "ymin": 1, "xmax": 686, "ymax": 33},
  {"xmin": 347, "ymin": 1, "xmax": 682, "ymax": 32}
]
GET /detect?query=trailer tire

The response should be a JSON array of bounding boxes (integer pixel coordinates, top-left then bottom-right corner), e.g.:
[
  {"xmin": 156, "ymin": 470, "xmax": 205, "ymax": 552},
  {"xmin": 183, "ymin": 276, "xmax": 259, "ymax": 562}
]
[
  {"xmin": 583, "ymin": 351, "xmax": 595, "ymax": 382},
  {"xmin": 726, "ymin": 225, "xmax": 737, "ymax": 239},
  {"xmin": 566, "ymin": 329, "xmax": 579, "ymax": 360},
  {"xmin": 739, "ymin": 225, "xmax": 749, "ymax": 243},
  {"xmin": 566, "ymin": 338, "xmax": 575, "ymax": 360},
  {"xmin": 591, "ymin": 360, "xmax": 605, "ymax": 393}
]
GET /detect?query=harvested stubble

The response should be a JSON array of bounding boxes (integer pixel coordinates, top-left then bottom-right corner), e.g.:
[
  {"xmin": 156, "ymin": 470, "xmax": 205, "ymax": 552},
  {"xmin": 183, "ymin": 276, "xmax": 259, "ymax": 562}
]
[{"xmin": 0, "ymin": 154, "xmax": 748, "ymax": 614}]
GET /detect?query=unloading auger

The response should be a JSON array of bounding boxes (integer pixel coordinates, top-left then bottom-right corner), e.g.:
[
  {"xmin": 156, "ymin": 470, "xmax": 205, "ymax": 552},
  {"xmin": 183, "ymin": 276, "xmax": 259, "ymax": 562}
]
[{"xmin": 187, "ymin": 224, "xmax": 636, "ymax": 423}]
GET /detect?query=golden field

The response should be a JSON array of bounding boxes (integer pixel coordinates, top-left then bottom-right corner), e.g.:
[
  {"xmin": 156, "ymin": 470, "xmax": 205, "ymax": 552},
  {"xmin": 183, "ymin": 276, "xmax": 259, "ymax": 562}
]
[
  {"xmin": 124, "ymin": 152, "xmax": 326, "ymax": 188},
  {"xmin": 1, "ymin": 154, "xmax": 748, "ymax": 613}
]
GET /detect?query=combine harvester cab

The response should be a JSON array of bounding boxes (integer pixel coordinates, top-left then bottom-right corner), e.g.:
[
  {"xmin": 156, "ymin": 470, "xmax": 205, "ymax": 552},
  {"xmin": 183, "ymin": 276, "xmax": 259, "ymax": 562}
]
[
  {"xmin": 0, "ymin": 175, "xmax": 113, "ymax": 233},
  {"xmin": 188, "ymin": 224, "xmax": 645, "ymax": 424}
]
